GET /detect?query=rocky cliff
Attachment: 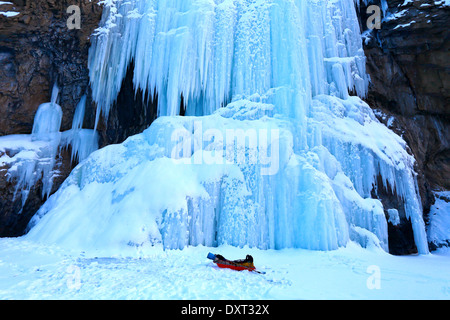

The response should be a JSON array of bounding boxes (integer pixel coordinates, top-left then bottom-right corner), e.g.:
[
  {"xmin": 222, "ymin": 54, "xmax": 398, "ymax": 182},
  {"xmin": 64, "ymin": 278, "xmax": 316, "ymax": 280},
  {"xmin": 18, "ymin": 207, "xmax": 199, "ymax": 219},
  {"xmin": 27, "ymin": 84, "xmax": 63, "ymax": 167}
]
[
  {"xmin": 0, "ymin": 0, "xmax": 102, "ymax": 135},
  {"xmin": 357, "ymin": 0, "xmax": 449, "ymax": 253},
  {"xmin": 0, "ymin": 0, "xmax": 102, "ymax": 236}
]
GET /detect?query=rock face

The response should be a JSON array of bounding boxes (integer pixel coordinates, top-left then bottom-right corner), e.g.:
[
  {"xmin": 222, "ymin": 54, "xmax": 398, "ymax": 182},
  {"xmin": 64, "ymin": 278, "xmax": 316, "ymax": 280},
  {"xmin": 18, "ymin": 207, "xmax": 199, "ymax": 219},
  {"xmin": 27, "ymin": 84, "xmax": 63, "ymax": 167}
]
[
  {"xmin": 0, "ymin": 0, "xmax": 102, "ymax": 236},
  {"xmin": 357, "ymin": 0, "xmax": 449, "ymax": 253},
  {"xmin": 0, "ymin": 1, "xmax": 158, "ymax": 237},
  {"xmin": 0, "ymin": 0, "xmax": 102, "ymax": 135},
  {"xmin": 96, "ymin": 63, "xmax": 159, "ymax": 147}
]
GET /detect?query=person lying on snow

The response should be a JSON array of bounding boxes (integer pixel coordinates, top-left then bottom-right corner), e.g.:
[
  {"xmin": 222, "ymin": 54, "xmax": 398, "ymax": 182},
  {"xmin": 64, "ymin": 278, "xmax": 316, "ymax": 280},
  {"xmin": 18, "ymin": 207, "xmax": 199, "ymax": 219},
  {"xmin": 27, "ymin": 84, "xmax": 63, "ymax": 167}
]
[{"xmin": 207, "ymin": 253, "xmax": 255, "ymax": 271}]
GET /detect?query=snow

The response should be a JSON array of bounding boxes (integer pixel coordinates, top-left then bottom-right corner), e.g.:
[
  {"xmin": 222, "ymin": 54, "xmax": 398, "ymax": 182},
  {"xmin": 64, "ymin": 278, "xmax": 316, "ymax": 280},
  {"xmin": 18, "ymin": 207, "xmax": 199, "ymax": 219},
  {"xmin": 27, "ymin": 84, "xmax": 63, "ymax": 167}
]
[
  {"xmin": 0, "ymin": 10, "xmax": 19, "ymax": 17},
  {"xmin": 393, "ymin": 20, "xmax": 416, "ymax": 29},
  {"xmin": 434, "ymin": 0, "xmax": 450, "ymax": 7},
  {"xmin": 355, "ymin": 0, "xmax": 389, "ymax": 18},
  {"xmin": 0, "ymin": 238, "xmax": 449, "ymax": 300},
  {"xmin": 0, "ymin": 135, "xmax": 46, "ymax": 155},
  {"xmin": 0, "ymin": 133, "xmax": 60, "ymax": 207}
]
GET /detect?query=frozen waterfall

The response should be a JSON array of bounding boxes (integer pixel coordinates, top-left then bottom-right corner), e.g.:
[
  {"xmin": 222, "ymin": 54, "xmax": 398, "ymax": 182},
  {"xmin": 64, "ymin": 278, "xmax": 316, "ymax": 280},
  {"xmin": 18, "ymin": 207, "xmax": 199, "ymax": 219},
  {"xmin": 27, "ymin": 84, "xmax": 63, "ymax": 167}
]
[
  {"xmin": 0, "ymin": 85, "xmax": 99, "ymax": 209},
  {"xmin": 88, "ymin": 0, "xmax": 369, "ymax": 121},
  {"xmin": 26, "ymin": 0, "xmax": 429, "ymax": 255}
]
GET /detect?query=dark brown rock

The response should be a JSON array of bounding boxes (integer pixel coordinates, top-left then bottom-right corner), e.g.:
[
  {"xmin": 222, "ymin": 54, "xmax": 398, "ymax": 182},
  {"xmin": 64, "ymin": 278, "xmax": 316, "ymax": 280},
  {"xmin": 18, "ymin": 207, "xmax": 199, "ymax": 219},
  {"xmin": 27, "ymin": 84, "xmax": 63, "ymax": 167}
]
[
  {"xmin": 0, "ymin": 1, "xmax": 159, "ymax": 237},
  {"xmin": 0, "ymin": 0, "xmax": 103, "ymax": 135},
  {"xmin": 357, "ymin": 0, "xmax": 449, "ymax": 252}
]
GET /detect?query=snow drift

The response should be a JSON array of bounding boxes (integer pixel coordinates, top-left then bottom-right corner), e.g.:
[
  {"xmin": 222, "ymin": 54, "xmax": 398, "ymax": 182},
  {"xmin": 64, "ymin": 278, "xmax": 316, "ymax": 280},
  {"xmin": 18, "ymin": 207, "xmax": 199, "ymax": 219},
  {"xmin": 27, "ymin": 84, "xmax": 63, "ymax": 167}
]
[{"xmin": 26, "ymin": 0, "xmax": 429, "ymax": 254}]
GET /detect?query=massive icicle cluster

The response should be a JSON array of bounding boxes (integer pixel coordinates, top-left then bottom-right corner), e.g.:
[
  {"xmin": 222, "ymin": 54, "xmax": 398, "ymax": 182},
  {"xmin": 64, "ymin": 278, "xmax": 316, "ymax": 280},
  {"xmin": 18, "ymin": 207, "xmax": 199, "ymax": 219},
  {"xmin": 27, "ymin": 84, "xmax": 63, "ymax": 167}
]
[
  {"xmin": 89, "ymin": 0, "xmax": 369, "ymax": 121},
  {"xmin": 27, "ymin": 0, "xmax": 429, "ymax": 254}
]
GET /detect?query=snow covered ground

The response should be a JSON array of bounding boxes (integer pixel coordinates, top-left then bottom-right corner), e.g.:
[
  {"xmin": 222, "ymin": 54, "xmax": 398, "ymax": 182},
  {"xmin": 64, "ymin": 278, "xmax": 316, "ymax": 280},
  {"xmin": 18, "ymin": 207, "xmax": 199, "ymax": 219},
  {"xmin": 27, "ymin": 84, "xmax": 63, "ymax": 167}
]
[{"xmin": 1, "ymin": 238, "xmax": 449, "ymax": 300}]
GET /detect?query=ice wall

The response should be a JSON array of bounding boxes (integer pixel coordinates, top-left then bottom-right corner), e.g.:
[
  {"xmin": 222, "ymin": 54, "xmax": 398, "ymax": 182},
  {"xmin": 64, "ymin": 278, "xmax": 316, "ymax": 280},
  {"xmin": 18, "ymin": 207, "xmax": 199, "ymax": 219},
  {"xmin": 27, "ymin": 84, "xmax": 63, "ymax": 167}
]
[
  {"xmin": 26, "ymin": 0, "xmax": 429, "ymax": 254},
  {"xmin": 27, "ymin": 96, "xmax": 426, "ymax": 254},
  {"xmin": 88, "ymin": 0, "xmax": 368, "ymax": 122}
]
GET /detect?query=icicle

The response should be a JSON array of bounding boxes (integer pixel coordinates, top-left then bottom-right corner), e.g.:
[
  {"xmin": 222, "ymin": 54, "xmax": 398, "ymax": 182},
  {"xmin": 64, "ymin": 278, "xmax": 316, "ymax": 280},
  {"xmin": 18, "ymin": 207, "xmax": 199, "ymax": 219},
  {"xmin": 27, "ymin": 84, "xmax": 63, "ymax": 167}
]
[
  {"xmin": 63, "ymin": 94, "xmax": 100, "ymax": 163},
  {"xmin": 25, "ymin": 0, "xmax": 429, "ymax": 255},
  {"xmin": 4, "ymin": 88, "xmax": 98, "ymax": 209},
  {"xmin": 26, "ymin": 82, "xmax": 63, "ymax": 199}
]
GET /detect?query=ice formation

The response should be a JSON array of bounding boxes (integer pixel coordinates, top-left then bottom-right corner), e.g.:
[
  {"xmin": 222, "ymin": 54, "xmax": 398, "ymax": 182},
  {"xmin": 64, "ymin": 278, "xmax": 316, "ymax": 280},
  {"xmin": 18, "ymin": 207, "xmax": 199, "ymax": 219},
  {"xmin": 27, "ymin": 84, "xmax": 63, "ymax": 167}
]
[
  {"xmin": 88, "ymin": 0, "xmax": 369, "ymax": 121},
  {"xmin": 31, "ymin": 84, "xmax": 63, "ymax": 142},
  {"xmin": 61, "ymin": 95, "xmax": 99, "ymax": 164},
  {"xmin": 428, "ymin": 191, "xmax": 450, "ymax": 249},
  {"xmin": 27, "ymin": 0, "xmax": 429, "ymax": 254},
  {"xmin": 0, "ymin": 85, "xmax": 98, "ymax": 209}
]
